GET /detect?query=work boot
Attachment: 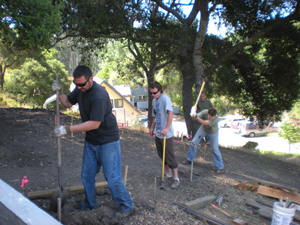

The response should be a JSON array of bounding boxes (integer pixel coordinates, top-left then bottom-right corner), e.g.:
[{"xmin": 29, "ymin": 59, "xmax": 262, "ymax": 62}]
[
  {"xmin": 182, "ymin": 159, "xmax": 191, "ymax": 165},
  {"xmin": 170, "ymin": 179, "xmax": 180, "ymax": 189},
  {"xmin": 115, "ymin": 209, "xmax": 135, "ymax": 219}
]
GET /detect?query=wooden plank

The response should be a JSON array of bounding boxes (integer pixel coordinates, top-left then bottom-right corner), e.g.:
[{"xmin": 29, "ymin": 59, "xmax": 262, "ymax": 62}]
[
  {"xmin": 184, "ymin": 195, "xmax": 216, "ymax": 210},
  {"xmin": 27, "ymin": 181, "xmax": 108, "ymax": 199},
  {"xmin": 244, "ymin": 175, "xmax": 298, "ymax": 193},
  {"xmin": 257, "ymin": 185, "xmax": 300, "ymax": 204},
  {"xmin": 245, "ymin": 199, "xmax": 271, "ymax": 210}
]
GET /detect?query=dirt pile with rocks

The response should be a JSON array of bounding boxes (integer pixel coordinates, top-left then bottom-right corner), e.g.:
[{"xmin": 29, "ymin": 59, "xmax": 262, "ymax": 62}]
[{"xmin": 1, "ymin": 107, "xmax": 300, "ymax": 224}]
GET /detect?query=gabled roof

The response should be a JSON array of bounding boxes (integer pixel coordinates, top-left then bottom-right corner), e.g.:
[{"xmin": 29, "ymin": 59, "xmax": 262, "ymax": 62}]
[
  {"xmin": 93, "ymin": 77, "xmax": 141, "ymax": 115},
  {"xmin": 114, "ymin": 85, "xmax": 132, "ymax": 97}
]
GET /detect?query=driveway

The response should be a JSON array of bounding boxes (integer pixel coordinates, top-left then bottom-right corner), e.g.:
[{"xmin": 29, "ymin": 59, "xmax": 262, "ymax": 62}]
[
  {"xmin": 171, "ymin": 120, "xmax": 299, "ymax": 154},
  {"xmin": 219, "ymin": 127, "xmax": 300, "ymax": 154}
]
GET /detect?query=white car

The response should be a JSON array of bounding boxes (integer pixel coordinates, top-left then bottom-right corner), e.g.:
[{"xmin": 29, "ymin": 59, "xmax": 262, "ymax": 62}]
[{"xmin": 218, "ymin": 117, "xmax": 233, "ymax": 128}]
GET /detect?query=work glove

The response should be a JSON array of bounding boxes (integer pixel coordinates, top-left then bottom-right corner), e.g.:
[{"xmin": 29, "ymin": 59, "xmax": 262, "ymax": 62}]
[
  {"xmin": 190, "ymin": 106, "xmax": 197, "ymax": 117},
  {"xmin": 54, "ymin": 125, "xmax": 71, "ymax": 137},
  {"xmin": 52, "ymin": 80, "xmax": 61, "ymax": 92}
]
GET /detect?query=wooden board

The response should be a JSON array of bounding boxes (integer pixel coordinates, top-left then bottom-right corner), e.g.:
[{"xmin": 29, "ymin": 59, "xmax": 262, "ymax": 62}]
[
  {"xmin": 244, "ymin": 175, "xmax": 298, "ymax": 193},
  {"xmin": 27, "ymin": 181, "xmax": 108, "ymax": 199},
  {"xmin": 184, "ymin": 195, "xmax": 216, "ymax": 210},
  {"xmin": 257, "ymin": 185, "xmax": 300, "ymax": 204}
]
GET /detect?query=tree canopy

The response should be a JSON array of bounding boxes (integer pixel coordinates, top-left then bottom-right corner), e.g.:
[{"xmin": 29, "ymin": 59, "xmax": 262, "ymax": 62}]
[{"xmin": 1, "ymin": 0, "xmax": 300, "ymax": 134}]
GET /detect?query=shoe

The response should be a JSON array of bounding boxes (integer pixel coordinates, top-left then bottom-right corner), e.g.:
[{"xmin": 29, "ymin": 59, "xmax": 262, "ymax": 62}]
[
  {"xmin": 182, "ymin": 159, "xmax": 191, "ymax": 165},
  {"xmin": 115, "ymin": 209, "xmax": 134, "ymax": 219},
  {"xmin": 170, "ymin": 179, "xmax": 180, "ymax": 189},
  {"xmin": 216, "ymin": 169, "xmax": 225, "ymax": 174}
]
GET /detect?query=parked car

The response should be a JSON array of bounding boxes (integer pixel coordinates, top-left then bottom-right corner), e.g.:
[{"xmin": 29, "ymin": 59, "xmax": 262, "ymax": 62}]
[
  {"xmin": 230, "ymin": 118, "xmax": 248, "ymax": 130},
  {"xmin": 218, "ymin": 117, "xmax": 234, "ymax": 128},
  {"xmin": 239, "ymin": 121, "xmax": 275, "ymax": 137}
]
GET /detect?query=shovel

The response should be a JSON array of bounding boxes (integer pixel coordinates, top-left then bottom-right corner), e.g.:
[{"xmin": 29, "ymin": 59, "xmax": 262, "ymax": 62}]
[
  {"xmin": 50, "ymin": 75, "xmax": 69, "ymax": 213},
  {"xmin": 160, "ymin": 135, "xmax": 166, "ymax": 189}
]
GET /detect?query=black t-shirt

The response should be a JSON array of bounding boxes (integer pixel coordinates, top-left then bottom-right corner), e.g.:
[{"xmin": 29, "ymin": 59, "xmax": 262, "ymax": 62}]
[{"xmin": 67, "ymin": 81, "xmax": 119, "ymax": 145}]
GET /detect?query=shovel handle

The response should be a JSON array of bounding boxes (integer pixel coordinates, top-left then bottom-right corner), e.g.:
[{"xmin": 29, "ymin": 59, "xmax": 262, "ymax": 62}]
[
  {"xmin": 161, "ymin": 136, "xmax": 166, "ymax": 181},
  {"xmin": 194, "ymin": 81, "xmax": 206, "ymax": 107}
]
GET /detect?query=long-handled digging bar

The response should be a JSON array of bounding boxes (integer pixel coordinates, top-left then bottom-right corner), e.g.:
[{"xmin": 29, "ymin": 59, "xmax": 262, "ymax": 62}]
[
  {"xmin": 160, "ymin": 135, "xmax": 167, "ymax": 189},
  {"xmin": 190, "ymin": 81, "xmax": 206, "ymax": 117},
  {"xmin": 50, "ymin": 75, "xmax": 70, "ymax": 217}
]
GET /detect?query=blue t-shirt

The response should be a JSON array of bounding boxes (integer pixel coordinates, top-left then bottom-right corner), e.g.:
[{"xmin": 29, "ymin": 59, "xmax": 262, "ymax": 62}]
[
  {"xmin": 67, "ymin": 81, "xmax": 119, "ymax": 145},
  {"xmin": 152, "ymin": 94, "xmax": 174, "ymax": 139}
]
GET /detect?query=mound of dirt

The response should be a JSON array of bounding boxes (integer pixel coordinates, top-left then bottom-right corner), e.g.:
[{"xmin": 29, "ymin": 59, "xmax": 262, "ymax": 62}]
[{"xmin": 1, "ymin": 107, "xmax": 300, "ymax": 225}]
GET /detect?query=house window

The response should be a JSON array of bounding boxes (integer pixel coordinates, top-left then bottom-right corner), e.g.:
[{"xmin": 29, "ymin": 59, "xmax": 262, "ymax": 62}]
[
  {"xmin": 138, "ymin": 95, "xmax": 147, "ymax": 101},
  {"xmin": 114, "ymin": 99, "xmax": 124, "ymax": 108}
]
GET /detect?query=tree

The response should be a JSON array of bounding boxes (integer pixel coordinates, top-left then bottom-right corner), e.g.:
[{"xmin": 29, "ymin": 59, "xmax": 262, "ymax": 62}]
[
  {"xmin": 280, "ymin": 123, "xmax": 300, "ymax": 152},
  {"xmin": 151, "ymin": 0, "xmax": 300, "ymax": 134},
  {"xmin": 0, "ymin": 0, "xmax": 61, "ymax": 88},
  {"xmin": 6, "ymin": 50, "xmax": 68, "ymax": 106},
  {"xmin": 56, "ymin": 0, "xmax": 300, "ymax": 134}
]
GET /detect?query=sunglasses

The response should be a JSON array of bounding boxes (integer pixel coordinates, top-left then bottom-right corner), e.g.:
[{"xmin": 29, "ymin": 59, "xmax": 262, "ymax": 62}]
[
  {"xmin": 150, "ymin": 91, "xmax": 159, "ymax": 95},
  {"xmin": 73, "ymin": 79, "xmax": 89, "ymax": 87}
]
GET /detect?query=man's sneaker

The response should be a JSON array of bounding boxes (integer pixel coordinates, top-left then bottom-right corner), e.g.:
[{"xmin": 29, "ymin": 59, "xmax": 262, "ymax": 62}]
[
  {"xmin": 115, "ymin": 209, "xmax": 134, "ymax": 219},
  {"xmin": 170, "ymin": 179, "xmax": 180, "ymax": 189},
  {"xmin": 182, "ymin": 159, "xmax": 192, "ymax": 165}
]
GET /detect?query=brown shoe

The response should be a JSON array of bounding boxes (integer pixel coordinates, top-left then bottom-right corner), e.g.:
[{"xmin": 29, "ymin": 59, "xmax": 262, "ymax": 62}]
[
  {"xmin": 182, "ymin": 159, "xmax": 192, "ymax": 165},
  {"xmin": 216, "ymin": 169, "xmax": 225, "ymax": 174},
  {"xmin": 170, "ymin": 179, "xmax": 180, "ymax": 189}
]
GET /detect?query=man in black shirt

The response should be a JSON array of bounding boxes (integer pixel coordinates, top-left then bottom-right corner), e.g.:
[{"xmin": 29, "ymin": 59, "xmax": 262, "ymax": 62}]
[{"xmin": 53, "ymin": 65, "xmax": 133, "ymax": 218}]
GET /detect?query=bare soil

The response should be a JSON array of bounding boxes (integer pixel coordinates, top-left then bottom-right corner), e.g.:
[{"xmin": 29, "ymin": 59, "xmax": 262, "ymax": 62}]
[{"xmin": 1, "ymin": 107, "xmax": 300, "ymax": 225}]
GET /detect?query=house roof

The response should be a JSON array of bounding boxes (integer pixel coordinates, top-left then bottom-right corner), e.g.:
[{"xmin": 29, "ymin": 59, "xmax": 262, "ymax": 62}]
[
  {"xmin": 93, "ymin": 77, "xmax": 141, "ymax": 115},
  {"xmin": 114, "ymin": 85, "xmax": 132, "ymax": 97}
]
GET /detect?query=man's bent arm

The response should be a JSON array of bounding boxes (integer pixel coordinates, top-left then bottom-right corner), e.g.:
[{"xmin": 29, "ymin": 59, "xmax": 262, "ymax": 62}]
[
  {"xmin": 165, "ymin": 110, "xmax": 173, "ymax": 130},
  {"xmin": 70, "ymin": 121, "xmax": 101, "ymax": 133},
  {"xmin": 59, "ymin": 94, "xmax": 73, "ymax": 108},
  {"xmin": 196, "ymin": 116, "xmax": 209, "ymax": 126}
]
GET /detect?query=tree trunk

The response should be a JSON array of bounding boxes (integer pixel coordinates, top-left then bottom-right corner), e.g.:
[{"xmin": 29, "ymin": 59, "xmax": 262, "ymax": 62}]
[
  {"xmin": 0, "ymin": 64, "xmax": 6, "ymax": 89},
  {"xmin": 147, "ymin": 70, "xmax": 155, "ymax": 129},
  {"xmin": 179, "ymin": 22, "xmax": 199, "ymax": 136}
]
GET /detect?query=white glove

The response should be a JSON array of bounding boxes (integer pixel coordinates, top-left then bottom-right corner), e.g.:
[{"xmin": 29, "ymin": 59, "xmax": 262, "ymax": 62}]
[
  {"xmin": 54, "ymin": 125, "xmax": 70, "ymax": 136},
  {"xmin": 52, "ymin": 80, "xmax": 61, "ymax": 91},
  {"xmin": 190, "ymin": 106, "xmax": 197, "ymax": 117}
]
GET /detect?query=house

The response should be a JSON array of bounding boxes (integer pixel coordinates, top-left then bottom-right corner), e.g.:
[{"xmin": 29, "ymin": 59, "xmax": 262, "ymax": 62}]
[
  {"xmin": 130, "ymin": 84, "xmax": 149, "ymax": 110},
  {"xmin": 69, "ymin": 77, "xmax": 142, "ymax": 126},
  {"xmin": 113, "ymin": 84, "xmax": 134, "ymax": 105}
]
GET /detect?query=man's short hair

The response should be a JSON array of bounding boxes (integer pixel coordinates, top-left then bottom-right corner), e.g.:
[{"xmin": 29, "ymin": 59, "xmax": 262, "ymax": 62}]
[
  {"xmin": 208, "ymin": 108, "xmax": 217, "ymax": 117},
  {"xmin": 149, "ymin": 81, "xmax": 163, "ymax": 93},
  {"xmin": 73, "ymin": 65, "xmax": 93, "ymax": 79}
]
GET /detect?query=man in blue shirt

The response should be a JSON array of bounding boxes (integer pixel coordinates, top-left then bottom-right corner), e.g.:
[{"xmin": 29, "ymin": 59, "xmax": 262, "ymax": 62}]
[{"xmin": 149, "ymin": 81, "xmax": 180, "ymax": 189}]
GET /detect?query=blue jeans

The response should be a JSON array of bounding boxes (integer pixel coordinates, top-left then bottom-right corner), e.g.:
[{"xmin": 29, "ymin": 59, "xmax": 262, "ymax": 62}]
[
  {"xmin": 187, "ymin": 126, "xmax": 224, "ymax": 170},
  {"xmin": 81, "ymin": 140, "xmax": 134, "ymax": 211}
]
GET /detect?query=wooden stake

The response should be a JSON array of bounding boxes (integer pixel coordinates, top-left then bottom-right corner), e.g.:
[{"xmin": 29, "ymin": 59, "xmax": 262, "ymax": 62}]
[
  {"xmin": 153, "ymin": 177, "xmax": 157, "ymax": 201},
  {"xmin": 181, "ymin": 133, "xmax": 183, "ymax": 142},
  {"xmin": 71, "ymin": 111, "xmax": 74, "ymax": 138},
  {"xmin": 203, "ymin": 144, "xmax": 207, "ymax": 160},
  {"xmin": 211, "ymin": 204, "xmax": 232, "ymax": 218},
  {"xmin": 58, "ymin": 197, "xmax": 62, "ymax": 221},
  {"xmin": 124, "ymin": 165, "xmax": 128, "ymax": 186},
  {"xmin": 190, "ymin": 162, "xmax": 194, "ymax": 182}
]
